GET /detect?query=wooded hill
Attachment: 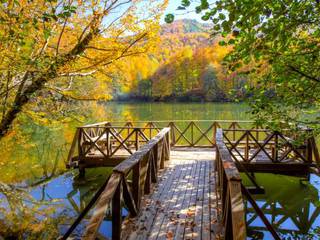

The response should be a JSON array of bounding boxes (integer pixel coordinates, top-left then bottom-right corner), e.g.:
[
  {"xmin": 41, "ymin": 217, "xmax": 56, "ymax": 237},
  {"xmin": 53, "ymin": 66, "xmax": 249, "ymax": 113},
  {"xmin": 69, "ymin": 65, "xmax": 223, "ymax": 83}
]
[{"xmin": 112, "ymin": 19, "xmax": 252, "ymax": 102}]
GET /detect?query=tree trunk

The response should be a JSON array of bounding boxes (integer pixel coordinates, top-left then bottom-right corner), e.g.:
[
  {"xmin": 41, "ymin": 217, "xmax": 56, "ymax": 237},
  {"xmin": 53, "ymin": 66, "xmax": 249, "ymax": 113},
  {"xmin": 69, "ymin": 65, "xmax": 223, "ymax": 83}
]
[
  {"xmin": 0, "ymin": 71, "xmax": 55, "ymax": 138},
  {"xmin": 0, "ymin": 26, "xmax": 99, "ymax": 139}
]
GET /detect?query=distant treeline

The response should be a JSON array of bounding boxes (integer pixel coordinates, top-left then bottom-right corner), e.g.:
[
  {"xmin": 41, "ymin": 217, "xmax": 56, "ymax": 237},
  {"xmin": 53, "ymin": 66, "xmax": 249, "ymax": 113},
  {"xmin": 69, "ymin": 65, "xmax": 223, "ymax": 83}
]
[{"xmin": 110, "ymin": 20, "xmax": 255, "ymax": 102}]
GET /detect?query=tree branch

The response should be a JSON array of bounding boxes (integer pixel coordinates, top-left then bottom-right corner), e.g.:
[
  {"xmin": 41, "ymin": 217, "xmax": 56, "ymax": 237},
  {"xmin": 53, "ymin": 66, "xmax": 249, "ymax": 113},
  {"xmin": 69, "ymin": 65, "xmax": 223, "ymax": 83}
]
[{"xmin": 288, "ymin": 65, "xmax": 320, "ymax": 83}]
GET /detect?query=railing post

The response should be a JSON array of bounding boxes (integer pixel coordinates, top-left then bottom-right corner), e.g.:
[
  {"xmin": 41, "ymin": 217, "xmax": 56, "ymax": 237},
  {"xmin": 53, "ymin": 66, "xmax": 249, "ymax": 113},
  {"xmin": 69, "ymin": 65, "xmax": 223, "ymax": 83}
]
[
  {"xmin": 150, "ymin": 148, "xmax": 158, "ymax": 183},
  {"xmin": 245, "ymin": 131, "xmax": 249, "ymax": 161},
  {"xmin": 310, "ymin": 137, "xmax": 320, "ymax": 167},
  {"xmin": 135, "ymin": 128, "xmax": 139, "ymax": 151},
  {"xmin": 78, "ymin": 128, "xmax": 83, "ymax": 159},
  {"xmin": 154, "ymin": 143, "xmax": 160, "ymax": 170},
  {"xmin": 306, "ymin": 137, "xmax": 313, "ymax": 163},
  {"xmin": 232, "ymin": 122, "xmax": 236, "ymax": 142},
  {"xmin": 144, "ymin": 155, "xmax": 151, "ymax": 194},
  {"xmin": 165, "ymin": 132, "xmax": 171, "ymax": 161},
  {"xmin": 106, "ymin": 128, "xmax": 110, "ymax": 157},
  {"xmin": 229, "ymin": 180, "xmax": 246, "ymax": 240},
  {"xmin": 112, "ymin": 181, "xmax": 123, "ymax": 240},
  {"xmin": 169, "ymin": 122, "xmax": 176, "ymax": 146},
  {"xmin": 132, "ymin": 161, "xmax": 141, "ymax": 211},
  {"xmin": 274, "ymin": 132, "xmax": 278, "ymax": 162},
  {"xmin": 191, "ymin": 121, "xmax": 194, "ymax": 146},
  {"xmin": 213, "ymin": 122, "xmax": 217, "ymax": 146}
]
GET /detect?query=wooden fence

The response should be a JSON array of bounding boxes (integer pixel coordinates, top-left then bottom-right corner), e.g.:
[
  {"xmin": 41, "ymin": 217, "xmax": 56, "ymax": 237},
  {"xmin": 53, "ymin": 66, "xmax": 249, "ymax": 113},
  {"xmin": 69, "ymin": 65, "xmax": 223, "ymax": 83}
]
[
  {"xmin": 68, "ymin": 120, "xmax": 255, "ymax": 151},
  {"xmin": 81, "ymin": 127, "xmax": 170, "ymax": 240},
  {"xmin": 215, "ymin": 129, "xmax": 281, "ymax": 240},
  {"xmin": 222, "ymin": 129, "xmax": 320, "ymax": 165},
  {"xmin": 67, "ymin": 125, "xmax": 161, "ymax": 169}
]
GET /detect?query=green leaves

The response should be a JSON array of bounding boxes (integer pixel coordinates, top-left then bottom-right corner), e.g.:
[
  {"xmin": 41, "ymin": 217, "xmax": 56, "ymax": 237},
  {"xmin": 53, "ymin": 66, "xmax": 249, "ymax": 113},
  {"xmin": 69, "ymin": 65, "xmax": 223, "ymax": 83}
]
[
  {"xmin": 43, "ymin": 29, "xmax": 51, "ymax": 40},
  {"xmin": 218, "ymin": 13, "xmax": 225, "ymax": 20},
  {"xmin": 186, "ymin": 0, "xmax": 320, "ymax": 131},
  {"xmin": 181, "ymin": 0, "xmax": 191, "ymax": 7},
  {"xmin": 164, "ymin": 14, "xmax": 174, "ymax": 24},
  {"xmin": 200, "ymin": 0, "xmax": 209, "ymax": 10}
]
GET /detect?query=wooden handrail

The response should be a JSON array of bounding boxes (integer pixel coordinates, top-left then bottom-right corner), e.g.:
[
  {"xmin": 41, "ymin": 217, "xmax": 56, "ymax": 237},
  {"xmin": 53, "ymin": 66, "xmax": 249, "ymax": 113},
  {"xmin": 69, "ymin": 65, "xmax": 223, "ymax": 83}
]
[
  {"xmin": 215, "ymin": 129, "xmax": 246, "ymax": 240},
  {"xmin": 81, "ymin": 128, "xmax": 171, "ymax": 239},
  {"xmin": 216, "ymin": 128, "xmax": 281, "ymax": 239},
  {"xmin": 82, "ymin": 120, "xmax": 254, "ymax": 126},
  {"xmin": 113, "ymin": 128, "xmax": 170, "ymax": 175}
]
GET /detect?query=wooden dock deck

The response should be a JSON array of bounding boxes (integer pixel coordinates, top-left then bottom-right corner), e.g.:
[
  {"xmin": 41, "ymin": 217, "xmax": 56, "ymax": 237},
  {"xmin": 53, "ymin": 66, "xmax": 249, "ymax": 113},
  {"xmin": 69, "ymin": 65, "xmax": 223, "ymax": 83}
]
[
  {"xmin": 62, "ymin": 120, "xmax": 320, "ymax": 240},
  {"xmin": 124, "ymin": 148, "xmax": 219, "ymax": 240}
]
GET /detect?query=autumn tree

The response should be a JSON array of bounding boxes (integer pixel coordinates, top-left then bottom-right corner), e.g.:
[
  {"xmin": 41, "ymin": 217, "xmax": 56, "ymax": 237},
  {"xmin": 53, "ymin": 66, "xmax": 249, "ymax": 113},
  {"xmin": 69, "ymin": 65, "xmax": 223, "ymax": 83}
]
[
  {"xmin": 167, "ymin": 0, "xmax": 320, "ymax": 131},
  {"xmin": 0, "ymin": 0, "xmax": 167, "ymax": 138}
]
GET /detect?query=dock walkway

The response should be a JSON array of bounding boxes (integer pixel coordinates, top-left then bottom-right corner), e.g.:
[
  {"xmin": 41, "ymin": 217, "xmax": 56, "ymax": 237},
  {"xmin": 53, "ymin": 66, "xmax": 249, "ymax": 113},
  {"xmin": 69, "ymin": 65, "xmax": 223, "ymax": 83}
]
[
  {"xmin": 125, "ymin": 148, "xmax": 218, "ymax": 240},
  {"xmin": 63, "ymin": 120, "xmax": 319, "ymax": 240}
]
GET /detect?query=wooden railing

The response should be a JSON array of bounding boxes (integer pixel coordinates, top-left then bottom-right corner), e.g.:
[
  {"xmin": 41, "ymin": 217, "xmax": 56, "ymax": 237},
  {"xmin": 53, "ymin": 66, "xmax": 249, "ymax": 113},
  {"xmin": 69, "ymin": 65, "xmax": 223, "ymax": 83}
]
[
  {"xmin": 81, "ymin": 127, "xmax": 170, "ymax": 239},
  {"xmin": 68, "ymin": 120, "xmax": 255, "ymax": 150},
  {"xmin": 215, "ymin": 129, "xmax": 246, "ymax": 239},
  {"xmin": 222, "ymin": 129, "xmax": 320, "ymax": 165},
  {"xmin": 215, "ymin": 129, "xmax": 281, "ymax": 240},
  {"xmin": 67, "ymin": 125, "xmax": 161, "ymax": 168}
]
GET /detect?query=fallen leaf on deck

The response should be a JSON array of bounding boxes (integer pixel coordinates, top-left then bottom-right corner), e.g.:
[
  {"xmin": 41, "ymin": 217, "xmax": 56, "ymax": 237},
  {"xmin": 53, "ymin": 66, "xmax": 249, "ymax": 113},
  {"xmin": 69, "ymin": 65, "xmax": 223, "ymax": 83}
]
[{"xmin": 166, "ymin": 231, "xmax": 174, "ymax": 239}]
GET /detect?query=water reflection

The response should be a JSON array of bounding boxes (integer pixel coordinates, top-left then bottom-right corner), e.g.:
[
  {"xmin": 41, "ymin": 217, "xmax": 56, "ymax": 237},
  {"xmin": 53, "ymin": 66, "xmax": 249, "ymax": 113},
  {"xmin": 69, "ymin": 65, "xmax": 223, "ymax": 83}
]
[
  {"xmin": 0, "ymin": 102, "xmax": 249, "ymax": 185},
  {"xmin": 0, "ymin": 167, "xmax": 112, "ymax": 239},
  {"xmin": 244, "ymin": 174, "xmax": 320, "ymax": 239}
]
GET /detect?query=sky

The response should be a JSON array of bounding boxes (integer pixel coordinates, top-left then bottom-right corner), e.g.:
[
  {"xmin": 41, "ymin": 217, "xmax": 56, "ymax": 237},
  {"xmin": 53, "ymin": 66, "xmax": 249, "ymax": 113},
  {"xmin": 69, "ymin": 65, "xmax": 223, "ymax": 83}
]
[{"xmin": 162, "ymin": 0, "xmax": 205, "ymax": 23}]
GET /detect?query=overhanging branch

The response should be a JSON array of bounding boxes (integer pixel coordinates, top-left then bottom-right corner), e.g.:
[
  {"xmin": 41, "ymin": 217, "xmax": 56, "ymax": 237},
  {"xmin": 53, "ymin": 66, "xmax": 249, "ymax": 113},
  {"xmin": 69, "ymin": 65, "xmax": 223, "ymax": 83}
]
[{"xmin": 288, "ymin": 65, "xmax": 320, "ymax": 83}]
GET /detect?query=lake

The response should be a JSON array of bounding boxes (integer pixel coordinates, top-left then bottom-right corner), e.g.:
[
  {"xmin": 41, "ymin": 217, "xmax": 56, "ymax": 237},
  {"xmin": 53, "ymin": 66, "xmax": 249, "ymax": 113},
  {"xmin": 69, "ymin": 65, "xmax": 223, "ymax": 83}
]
[{"xmin": 0, "ymin": 102, "xmax": 319, "ymax": 239}]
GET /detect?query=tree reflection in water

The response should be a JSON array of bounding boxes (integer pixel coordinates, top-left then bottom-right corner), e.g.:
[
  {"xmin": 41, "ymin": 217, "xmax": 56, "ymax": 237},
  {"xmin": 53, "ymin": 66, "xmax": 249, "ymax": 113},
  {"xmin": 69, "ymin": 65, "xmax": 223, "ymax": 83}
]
[
  {"xmin": 244, "ymin": 173, "xmax": 320, "ymax": 239},
  {"xmin": 0, "ymin": 167, "xmax": 112, "ymax": 239}
]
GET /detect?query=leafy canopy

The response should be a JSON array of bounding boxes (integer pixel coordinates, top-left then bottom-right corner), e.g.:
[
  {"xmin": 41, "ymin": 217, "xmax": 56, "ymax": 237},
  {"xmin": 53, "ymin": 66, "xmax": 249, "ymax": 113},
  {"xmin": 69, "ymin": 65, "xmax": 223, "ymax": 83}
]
[
  {"xmin": 0, "ymin": 0, "xmax": 167, "ymax": 137},
  {"xmin": 167, "ymin": 0, "xmax": 320, "ymax": 132}
]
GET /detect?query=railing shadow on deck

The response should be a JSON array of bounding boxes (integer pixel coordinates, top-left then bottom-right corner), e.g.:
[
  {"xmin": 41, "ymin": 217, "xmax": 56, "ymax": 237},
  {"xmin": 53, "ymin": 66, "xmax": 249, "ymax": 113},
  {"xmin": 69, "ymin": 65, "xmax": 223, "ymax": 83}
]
[{"xmin": 62, "ymin": 127, "xmax": 170, "ymax": 240}]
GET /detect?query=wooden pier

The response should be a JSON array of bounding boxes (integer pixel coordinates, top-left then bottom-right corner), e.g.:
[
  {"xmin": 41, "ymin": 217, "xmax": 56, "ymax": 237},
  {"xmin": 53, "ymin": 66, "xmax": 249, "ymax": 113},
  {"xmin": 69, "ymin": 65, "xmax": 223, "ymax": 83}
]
[{"xmin": 63, "ymin": 120, "xmax": 320, "ymax": 240}]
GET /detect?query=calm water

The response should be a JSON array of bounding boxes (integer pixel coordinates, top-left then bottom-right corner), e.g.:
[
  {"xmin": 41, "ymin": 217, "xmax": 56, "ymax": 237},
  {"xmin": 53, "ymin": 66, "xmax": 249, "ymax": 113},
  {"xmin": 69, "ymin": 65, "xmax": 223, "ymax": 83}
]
[{"xmin": 0, "ymin": 102, "xmax": 319, "ymax": 239}]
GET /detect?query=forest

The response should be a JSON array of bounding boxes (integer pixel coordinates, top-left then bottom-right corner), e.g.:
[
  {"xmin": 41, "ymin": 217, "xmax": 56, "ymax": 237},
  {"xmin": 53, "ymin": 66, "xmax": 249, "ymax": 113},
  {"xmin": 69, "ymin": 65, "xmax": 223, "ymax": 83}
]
[{"xmin": 111, "ymin": 19, "xmax": 251, "ymax": 102}]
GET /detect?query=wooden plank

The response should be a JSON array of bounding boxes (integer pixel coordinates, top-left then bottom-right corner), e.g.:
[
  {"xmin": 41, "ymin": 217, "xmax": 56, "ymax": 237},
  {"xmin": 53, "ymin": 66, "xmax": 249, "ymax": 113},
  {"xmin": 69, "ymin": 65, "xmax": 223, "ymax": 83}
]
[
  {"xmin": 128, "ymin": 160, "xmax": 181, "ymax": 240},
  {"xmin": 158, "ymin": 159, "xmax": 194, "ymax": 239},
  {"xmin": 172, "ymin": 159, "xmax": 198, "ymax": 239},
  {"xmin": 183, "ymin": 157, "xmax": 203, "ymax": 239},
  {"xmin": 192, "ymin": 160, "xmax": 205, "ymax": 239},
  {"xmin": 202, "ymin": 160, "xmax": 212, "ymax": 239},
  {"xmin": 147, "ymin": 162, "xmax": 187, "ymax": 240}
]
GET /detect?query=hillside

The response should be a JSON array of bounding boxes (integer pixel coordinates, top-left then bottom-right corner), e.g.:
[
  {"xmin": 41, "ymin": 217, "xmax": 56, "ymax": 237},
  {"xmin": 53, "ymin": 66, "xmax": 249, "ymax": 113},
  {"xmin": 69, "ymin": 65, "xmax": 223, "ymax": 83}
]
[
  {"xmin": 160, "ymin": 19, "xmax": 214, "ymax": 50},
  {"xmin": 112, "ymin": 19, "xmax": 246, "ymax": 102}
]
